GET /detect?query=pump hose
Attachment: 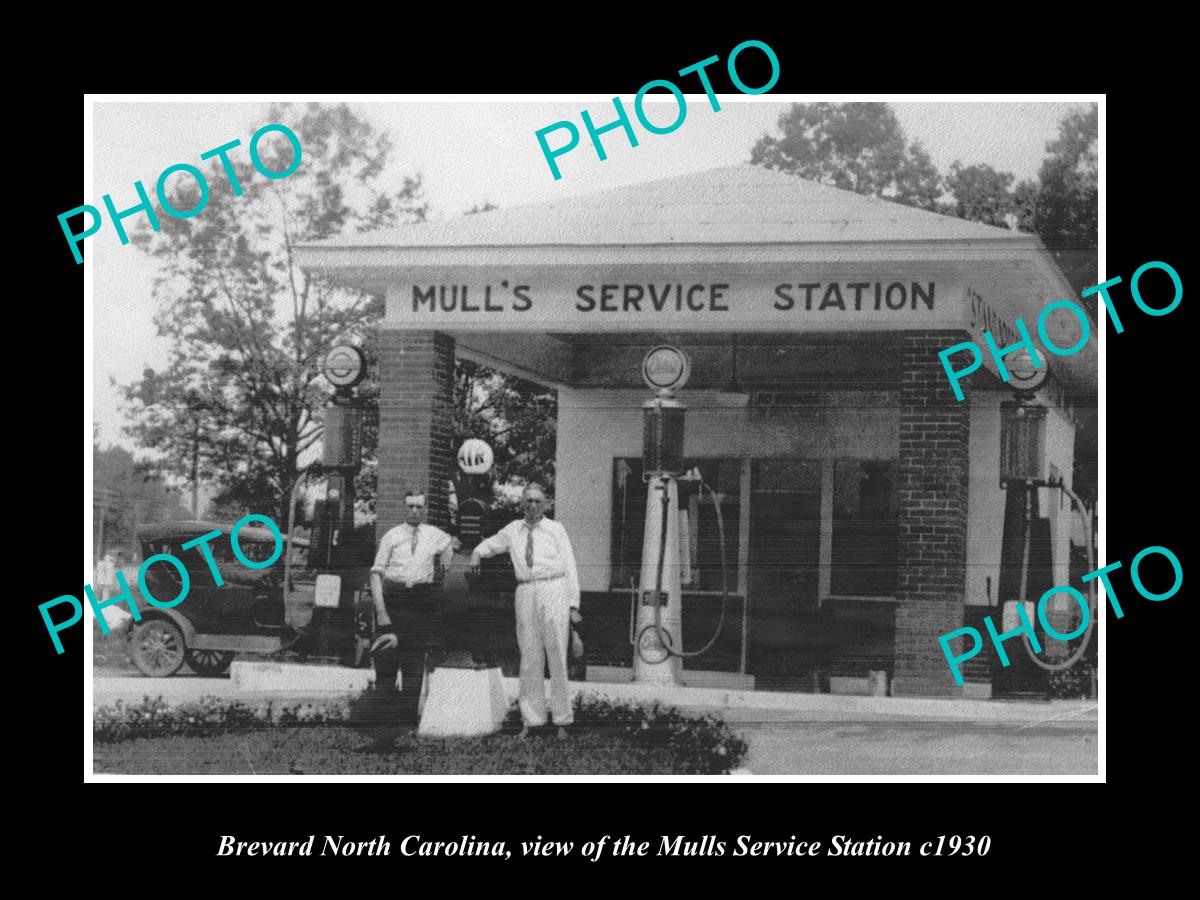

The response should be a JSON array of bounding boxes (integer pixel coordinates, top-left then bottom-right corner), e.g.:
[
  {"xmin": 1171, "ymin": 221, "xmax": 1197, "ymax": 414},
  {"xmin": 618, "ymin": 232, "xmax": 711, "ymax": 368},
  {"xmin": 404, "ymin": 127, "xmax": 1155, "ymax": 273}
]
[
  {"xmin": 1022, "ymin": 484, "xmax": 1096, "ymax": 672},
  {"xmin": 650, "ymin": 477, "xmax": 730, "ymax": 659}
]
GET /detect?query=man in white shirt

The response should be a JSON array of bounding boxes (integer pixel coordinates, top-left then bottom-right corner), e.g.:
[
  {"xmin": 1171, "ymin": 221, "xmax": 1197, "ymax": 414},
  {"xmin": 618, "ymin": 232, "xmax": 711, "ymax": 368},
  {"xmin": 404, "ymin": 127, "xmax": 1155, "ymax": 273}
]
[
  {"xmin": 367, "ymin": 490, "xmax": 455, "ymax": 737},
  {"xmin": 470, "ymin": 483, "xmax": 581, "ymax": 739}
]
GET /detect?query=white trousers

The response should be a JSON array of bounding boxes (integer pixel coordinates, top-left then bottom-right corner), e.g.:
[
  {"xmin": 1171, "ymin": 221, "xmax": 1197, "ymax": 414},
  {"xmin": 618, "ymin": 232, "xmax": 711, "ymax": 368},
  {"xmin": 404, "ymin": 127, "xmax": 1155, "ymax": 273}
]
[{"xmin": 514, "ymin": 579, "xmax": 574, "ymax": 726}]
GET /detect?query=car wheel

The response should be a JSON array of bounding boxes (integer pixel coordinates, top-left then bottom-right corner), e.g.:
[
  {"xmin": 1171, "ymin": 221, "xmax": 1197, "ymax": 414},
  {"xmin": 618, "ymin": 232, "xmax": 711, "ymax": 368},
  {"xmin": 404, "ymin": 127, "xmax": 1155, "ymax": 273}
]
[
  {"xmin": 186, "ymin": 649, "xmax": 236, "ymax": 677},
  {"xmin": 130, "ymin": 619, "xmax": 187, "ymax": 677}
]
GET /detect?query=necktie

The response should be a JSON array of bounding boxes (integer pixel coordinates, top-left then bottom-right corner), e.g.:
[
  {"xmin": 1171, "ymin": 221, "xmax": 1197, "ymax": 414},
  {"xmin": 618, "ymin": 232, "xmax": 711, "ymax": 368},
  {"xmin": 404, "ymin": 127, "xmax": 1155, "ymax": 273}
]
[
  {"xmin": 410, "ymin": 526, "xmax": 419, "ymax": 556},
  {"xmin": 525, "ymin": 527, "xmax": 535, "ymax": 569}
]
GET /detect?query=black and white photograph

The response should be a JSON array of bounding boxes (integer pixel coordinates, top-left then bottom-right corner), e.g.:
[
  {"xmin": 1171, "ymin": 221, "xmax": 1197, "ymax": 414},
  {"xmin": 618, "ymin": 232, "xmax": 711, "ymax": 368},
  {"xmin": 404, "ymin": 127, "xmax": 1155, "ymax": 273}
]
[{"xmin": 83, "ymin": 95, "xmax": 1101, "ymax": 779}]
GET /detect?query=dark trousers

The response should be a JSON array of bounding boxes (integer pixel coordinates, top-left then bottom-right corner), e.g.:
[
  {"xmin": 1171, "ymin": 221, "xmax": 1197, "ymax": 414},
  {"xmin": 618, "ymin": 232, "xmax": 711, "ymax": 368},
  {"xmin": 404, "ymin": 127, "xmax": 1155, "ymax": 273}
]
[{"xmin": 371, "ymin": 583, "xmax": 442, "ymax": 725}]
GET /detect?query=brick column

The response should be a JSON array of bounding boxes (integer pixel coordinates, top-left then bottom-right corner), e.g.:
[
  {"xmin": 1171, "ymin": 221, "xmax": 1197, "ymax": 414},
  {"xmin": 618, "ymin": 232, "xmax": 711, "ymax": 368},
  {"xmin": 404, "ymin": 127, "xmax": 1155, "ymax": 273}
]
[
  {"xmin": 376, "ymin": 330, "xmax": 455, "ymax": 534},
  {"xmin": 891, "ymin": 330, "xmax": 972, "ymax": 697}
]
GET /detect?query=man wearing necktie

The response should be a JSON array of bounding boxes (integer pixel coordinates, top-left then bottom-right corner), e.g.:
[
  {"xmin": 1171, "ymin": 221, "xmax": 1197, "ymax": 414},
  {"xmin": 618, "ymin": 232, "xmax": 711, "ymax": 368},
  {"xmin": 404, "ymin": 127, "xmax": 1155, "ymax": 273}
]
[
  {"xmin": 367, "ymin": 490, "xmax": 455, "ymax": 739},
  {"xmin": 470, "ymin": 483, "xmax": 582, "ymax": 739}
]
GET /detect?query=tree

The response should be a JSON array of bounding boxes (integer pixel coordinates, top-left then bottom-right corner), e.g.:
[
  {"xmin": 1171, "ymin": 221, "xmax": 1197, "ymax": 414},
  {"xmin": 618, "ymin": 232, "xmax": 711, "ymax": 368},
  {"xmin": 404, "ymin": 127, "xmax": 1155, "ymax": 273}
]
[
  {"xmin": 749, "ymin": 103, "xmax": 943, "ymax": 211},
  {"xmin": 1033, "ymin": 106, "xmax": 1098, "ymax": 298},
  {"xmin": 121, "ymin": 103, "xmax": 428, "ymax": 522},
  {"xmin": 453, "ymin": 359, "xmax": 557, "ymax": 512},
  {"xmin": 94, "ymin": 442, "xmax": 191, "ymax": 554},
  {"xmin": 464, "ymin": 201, "xmax": 499, "ymax": 215},
  {"xmin": 944, "ymin": 162, "xmax": 1038, "ymax": 231},
  {"xmin": 941, "ymin": 107, "xmax": 1096, "ymax": 296}
]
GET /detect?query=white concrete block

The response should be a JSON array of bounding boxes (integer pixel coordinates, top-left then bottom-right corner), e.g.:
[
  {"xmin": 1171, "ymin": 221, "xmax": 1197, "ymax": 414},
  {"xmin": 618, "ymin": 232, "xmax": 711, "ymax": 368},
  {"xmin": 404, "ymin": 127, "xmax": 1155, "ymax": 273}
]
[
  {"xmin": 418, "ymin": 667, "xmax": 511, "ymax": 738},
  {"xmin": 230, "ymin": 661, "xmax": 371, "ymax": 694},
  {"xmin": 585, "ymin": 665, "xmax": 633, "ymax": 683},
  {"xmin": 830, "ymin": 676, "xmax": 871, "ymax": 696},
  {"xmin": 681, "ymin": 670, "xmax": 756, "ymax": 691},
  {"xmin": 962, "ymin": 682, "xmax": 993, "ymax": 700}
]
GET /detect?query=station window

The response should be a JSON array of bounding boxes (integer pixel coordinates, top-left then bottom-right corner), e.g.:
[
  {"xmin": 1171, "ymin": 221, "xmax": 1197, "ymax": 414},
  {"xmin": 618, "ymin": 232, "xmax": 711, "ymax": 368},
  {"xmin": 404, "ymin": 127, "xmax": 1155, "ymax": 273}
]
[{"xmin": 612, "ymin": 456, "xmax": 897, "ymax": 599}]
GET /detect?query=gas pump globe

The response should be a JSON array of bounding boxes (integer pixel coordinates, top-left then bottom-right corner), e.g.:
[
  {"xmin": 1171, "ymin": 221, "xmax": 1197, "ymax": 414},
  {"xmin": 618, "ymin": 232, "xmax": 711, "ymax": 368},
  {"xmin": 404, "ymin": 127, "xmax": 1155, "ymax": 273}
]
[{"xmin": 634, "ymin": 346, "xmax": 691, "ymax": 684}]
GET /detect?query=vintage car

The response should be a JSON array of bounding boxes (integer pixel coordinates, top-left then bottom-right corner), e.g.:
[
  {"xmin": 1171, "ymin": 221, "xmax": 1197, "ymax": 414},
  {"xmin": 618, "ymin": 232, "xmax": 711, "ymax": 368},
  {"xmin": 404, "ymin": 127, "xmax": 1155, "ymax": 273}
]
[{"xmin": 129, "ymin": 521, "xmax": 307, "ymax": 677}]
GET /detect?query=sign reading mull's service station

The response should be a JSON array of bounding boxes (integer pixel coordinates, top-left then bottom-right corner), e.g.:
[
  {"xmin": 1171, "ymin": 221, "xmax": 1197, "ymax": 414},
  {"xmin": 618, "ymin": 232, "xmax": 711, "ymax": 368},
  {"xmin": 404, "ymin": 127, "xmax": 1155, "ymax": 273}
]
[{"xmin": 390, "ymin": 276, "xmax": 957, "ymax": 332}]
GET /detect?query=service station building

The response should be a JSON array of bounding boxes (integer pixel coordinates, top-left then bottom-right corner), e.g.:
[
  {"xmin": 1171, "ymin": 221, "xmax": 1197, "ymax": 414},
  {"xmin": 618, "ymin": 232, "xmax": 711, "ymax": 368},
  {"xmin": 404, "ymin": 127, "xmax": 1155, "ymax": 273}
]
[{"xmin": 296, "ymin": 165, "xmax": 1095, "ymax": 698}]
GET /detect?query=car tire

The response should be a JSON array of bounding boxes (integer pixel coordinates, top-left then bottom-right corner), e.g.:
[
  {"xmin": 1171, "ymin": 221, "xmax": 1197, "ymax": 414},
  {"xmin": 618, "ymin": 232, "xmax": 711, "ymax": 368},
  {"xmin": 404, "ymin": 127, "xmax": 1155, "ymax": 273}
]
[
  {"xmin": 130, "ymin": 619, "xmax": 187, "ymax": 678},
  {"xmin": 186, "ymin": 649, "xmax": 236, "ymax": 677}
]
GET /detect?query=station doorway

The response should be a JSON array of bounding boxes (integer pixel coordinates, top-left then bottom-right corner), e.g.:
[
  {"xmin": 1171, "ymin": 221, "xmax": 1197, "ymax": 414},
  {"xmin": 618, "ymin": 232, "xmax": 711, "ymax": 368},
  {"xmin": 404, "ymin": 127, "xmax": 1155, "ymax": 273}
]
[{"xmin": 748, "ymin": 460, "xmax": 821, "ymax": 690}]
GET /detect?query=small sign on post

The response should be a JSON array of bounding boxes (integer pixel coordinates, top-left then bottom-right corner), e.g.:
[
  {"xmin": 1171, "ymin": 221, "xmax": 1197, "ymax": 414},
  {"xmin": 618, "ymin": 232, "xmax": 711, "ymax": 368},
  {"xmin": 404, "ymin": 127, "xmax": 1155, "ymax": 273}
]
[{"xmin": 314, "ymin": 573, "xmax": 342, "ymax": 609}]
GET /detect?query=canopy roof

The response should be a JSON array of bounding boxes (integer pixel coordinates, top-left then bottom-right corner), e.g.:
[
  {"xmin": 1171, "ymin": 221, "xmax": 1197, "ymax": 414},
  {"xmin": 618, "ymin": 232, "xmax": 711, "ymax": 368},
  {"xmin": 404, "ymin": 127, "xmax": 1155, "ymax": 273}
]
[
  {"xmin": 300, "ymin": 165, "xmax": 1035, "ymax": 251},
  {"xmin": 294, "ymin": 165, "xmax": 1091, "ymax": 406}
]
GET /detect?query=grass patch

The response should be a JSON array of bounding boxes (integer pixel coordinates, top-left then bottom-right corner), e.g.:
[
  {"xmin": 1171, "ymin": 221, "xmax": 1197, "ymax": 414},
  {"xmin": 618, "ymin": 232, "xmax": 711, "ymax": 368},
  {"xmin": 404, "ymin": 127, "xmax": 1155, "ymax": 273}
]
[{"xmin": 93, "ymin": 693, "xmax": 747, "ymax": 775}]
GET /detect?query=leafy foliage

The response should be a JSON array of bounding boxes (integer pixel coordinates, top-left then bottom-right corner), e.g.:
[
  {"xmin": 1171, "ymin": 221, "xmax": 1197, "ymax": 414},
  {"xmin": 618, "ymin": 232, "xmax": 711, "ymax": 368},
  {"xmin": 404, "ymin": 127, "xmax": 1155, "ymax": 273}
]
[
  {"xmin": 93, "ymin": 695, "xmax": 351, "ymax": 743},
  {"xmin": 120, "ymin": 103, "xmax": 428, "ymax": 522},
  {"xmin": 1032, "ymin": 106, "xmax": 1099, "ymax": 297},
  {"xmin": 1047, "ymin": 659, "xmax": 1096, "ymax": 700},
  {"xmin": 750, "ymin": 103, "xmax": 943, "ymax": 211},
  {"xmin": 93, "ymin": 442, "xmax": 191, "ymax": 553},
  {"xmin": 573, "ymin": 695, "xmax": 749, "ymax": 775},
  {"xmin": 944, "ymin": 162, "xmax": 1038, "ymax": 231}
]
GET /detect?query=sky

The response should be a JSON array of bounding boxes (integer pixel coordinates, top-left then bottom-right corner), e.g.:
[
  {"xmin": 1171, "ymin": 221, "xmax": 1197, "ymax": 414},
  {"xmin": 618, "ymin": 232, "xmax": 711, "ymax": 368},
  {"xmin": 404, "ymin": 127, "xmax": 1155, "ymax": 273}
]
[{"xmin": 90, "ymin": 97, "xmax": 1094, "ymax": 451}]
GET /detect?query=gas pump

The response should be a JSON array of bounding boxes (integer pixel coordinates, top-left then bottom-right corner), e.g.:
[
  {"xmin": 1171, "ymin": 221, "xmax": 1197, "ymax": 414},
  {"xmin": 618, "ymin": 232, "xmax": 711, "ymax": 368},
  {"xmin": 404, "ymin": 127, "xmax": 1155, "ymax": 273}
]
[
  {"xmin": 631, "ymin": 347, "xmax": 731, "ymax": 684},
  {"xmin": 996, "ymin": 350, "xmax": 1095, "ymax": 694},
  {"xmin": 310, "ymin": 344, "xmax": 368, "ymax": 663}
]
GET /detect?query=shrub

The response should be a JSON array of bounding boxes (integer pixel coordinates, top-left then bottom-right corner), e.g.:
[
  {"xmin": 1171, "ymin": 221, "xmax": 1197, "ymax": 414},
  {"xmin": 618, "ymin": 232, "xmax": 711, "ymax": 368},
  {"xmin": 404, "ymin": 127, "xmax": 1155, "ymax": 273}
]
[
  {"xmin": 573, "ymin": 695, "xmax": 748, "ymax": 774},
  {"xmin": 1048, "ymin": 660, "xmax": 1097, "ymax": 699},
  {"xmin": 93, "ymin": 696, "xmax": 350, "ymax": 744}
]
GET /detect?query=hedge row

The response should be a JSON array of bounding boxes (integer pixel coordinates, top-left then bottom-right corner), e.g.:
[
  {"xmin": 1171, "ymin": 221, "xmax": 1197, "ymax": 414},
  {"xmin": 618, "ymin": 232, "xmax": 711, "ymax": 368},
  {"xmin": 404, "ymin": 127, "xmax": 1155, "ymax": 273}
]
[
  {"xmin": 94, "ymin": 696, "xmax": 351, "ymax": 743},
  {"xmin": 93, "ymin": 692, "xmax": 748, "ymax": 774}
]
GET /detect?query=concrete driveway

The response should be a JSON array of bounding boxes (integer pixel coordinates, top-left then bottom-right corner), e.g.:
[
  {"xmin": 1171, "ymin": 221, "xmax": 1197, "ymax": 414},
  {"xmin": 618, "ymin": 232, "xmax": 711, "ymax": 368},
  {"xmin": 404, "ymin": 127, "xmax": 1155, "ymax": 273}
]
[{"xmin": 719, "ymin": 706, "xmax": 1097, "ymax": 775}]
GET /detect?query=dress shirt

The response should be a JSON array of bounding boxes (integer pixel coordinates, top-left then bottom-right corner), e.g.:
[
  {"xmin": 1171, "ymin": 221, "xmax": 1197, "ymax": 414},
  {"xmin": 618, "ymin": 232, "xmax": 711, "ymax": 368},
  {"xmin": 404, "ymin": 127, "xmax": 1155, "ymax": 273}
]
[
  {"xmin": 472, "ymin": 517, "xmax": 581, "ymax": 609},
  {"xmin": 371, "ymin": 523, "xmax": 454, "ymax": 587}
]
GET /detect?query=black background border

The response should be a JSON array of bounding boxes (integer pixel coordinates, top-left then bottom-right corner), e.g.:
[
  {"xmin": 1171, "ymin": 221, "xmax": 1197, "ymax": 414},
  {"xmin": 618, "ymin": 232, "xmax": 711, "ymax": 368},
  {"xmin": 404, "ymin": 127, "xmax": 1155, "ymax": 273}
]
[{"xmin": 21, "ymin": 26, "xmax": 1186, "ymax": 880}]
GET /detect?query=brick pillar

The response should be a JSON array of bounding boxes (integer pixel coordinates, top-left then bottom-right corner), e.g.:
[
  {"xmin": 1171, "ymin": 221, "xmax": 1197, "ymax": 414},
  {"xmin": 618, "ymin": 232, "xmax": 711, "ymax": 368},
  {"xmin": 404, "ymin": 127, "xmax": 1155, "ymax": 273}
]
[
  {"xmin": 376, "ymin": 330, "xmax": 455, "ymax": 534},
  {"xmin": 891, "ymin": 330, "xmax": 972, "ymax": 697}
]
